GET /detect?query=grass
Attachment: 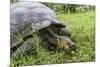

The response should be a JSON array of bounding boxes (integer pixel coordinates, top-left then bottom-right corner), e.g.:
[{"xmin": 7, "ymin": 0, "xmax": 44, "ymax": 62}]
[{"xmin": 10, "ymin": 11, "xmax": 95, "ymax": 67}]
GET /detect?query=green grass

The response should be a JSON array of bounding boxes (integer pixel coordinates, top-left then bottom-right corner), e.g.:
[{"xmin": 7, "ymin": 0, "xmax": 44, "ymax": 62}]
[{"xmin": 10, "ymin": 11, "xmax": 95, "ymax": 67}]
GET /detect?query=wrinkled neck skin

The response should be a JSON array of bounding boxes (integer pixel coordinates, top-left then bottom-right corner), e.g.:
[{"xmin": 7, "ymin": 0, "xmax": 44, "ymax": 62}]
[{"xmin": 42, "ymin": 27, "xmax": 75, "ymax": 52}]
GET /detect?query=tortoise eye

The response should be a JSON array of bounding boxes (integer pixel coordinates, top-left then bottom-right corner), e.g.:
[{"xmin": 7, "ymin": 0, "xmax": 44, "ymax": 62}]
[{"xmin": 70, "ymin": 44, "xmax": 76, "ymax": 51}]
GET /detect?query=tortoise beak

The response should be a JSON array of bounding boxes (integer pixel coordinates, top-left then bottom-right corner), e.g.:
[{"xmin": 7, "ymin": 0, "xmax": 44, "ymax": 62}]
[
  {"xmin": 65, "ymin": 43, "xmax": 76, "ymax": 54},
  {"xmin": 69, "ymin": 43, "xmax": 76, "ymax": 54},
  {"xmin": 70, "ymin": 43, "xmax": 76, "ymax": 51}
]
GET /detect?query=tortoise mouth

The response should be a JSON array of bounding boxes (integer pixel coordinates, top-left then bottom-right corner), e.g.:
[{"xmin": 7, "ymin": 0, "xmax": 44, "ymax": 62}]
[
  {"xmin": 67, "ymin": 44, "xmax": 76, "ymax": 54},
  {"xmin": 62, "ymin": 41, "xmax": 76, "ymax": 54},
  {"xmin": 69, "ymin": 43, "xmax": 76, "ymax": 51}
]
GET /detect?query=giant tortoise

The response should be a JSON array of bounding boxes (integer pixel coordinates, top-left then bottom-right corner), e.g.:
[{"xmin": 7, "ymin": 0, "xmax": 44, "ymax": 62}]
[{"xmin": 10, "ymin": 2, "xmax": 76, "ymax": 57}]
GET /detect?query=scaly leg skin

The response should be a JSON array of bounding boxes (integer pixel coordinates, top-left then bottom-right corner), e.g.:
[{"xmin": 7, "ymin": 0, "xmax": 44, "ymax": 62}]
[
  {"xmin": 11, "ymin": 31, "xmax": 49, "ymax": 58},
  {"xmin": 11, "ymin": 38, "xmax": 34, "ymax": 58},
  {"xmin": 11, "ymin": 32, "xmax": 34, "ymax": 52},
  {"xmin": 11, "ymin": 29, "xmax": 49, "ymax": 56},
  {"xmin": 11, "ymin": 36, "xmax": 43, "ymax": 58}
]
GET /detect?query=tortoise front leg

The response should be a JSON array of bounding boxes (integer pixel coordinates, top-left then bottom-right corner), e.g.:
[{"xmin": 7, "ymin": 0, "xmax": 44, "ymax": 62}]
[
  {"xmin": 11, "ymin": 32, "xmax": 34, "ymax": 51},
  {"xmin": 11, "ymin": 38, "xmax": 35, "ymax": 58},
  {"xmin": 11, "ymin": 31, "xmax": 48, "ymax": 52}
]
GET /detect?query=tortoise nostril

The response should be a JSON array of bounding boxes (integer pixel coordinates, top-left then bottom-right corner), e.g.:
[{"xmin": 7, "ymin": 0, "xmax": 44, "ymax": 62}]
[{"xmin": 71, "ymin": 44, "xmax": 76, "ymax": 51}]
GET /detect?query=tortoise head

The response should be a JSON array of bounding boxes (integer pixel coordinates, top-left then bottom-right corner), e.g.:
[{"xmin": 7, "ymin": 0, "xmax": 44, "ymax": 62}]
[{"xmin": 57, "ymin": 36, "xmax": 76, "ymax": 54}]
